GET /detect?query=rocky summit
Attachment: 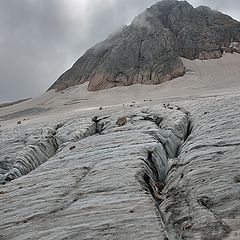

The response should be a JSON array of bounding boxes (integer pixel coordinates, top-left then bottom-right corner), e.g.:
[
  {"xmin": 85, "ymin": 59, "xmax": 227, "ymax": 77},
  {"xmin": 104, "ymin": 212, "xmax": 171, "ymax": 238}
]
[{"xmin": 49, "ymin": 0, "xmax": 240, "ymax": 92}]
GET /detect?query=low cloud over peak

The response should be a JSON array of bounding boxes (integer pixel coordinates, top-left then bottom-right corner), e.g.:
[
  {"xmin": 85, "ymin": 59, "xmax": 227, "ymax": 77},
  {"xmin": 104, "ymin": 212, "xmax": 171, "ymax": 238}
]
[{"xmin": 0, "ymin": 0, "xmax": 239, "ymax": 101}]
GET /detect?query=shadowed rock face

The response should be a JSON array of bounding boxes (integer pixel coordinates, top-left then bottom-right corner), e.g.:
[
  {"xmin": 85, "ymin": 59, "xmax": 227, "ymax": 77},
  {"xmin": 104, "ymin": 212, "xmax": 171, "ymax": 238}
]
[{"xmin": 49, "ymin": 0, "xmax": 240, "ymax": 92}]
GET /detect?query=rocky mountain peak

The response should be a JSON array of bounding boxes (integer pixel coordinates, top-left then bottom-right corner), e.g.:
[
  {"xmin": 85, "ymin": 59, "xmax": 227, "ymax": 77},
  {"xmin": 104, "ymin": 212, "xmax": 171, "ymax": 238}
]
[{"xmin": 48, "ymin": 0, "xmax": 240, "ymax": 92}]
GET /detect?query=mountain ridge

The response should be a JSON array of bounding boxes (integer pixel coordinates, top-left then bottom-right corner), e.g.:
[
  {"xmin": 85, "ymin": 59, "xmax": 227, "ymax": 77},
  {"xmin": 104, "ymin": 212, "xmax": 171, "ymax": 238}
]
[{"xmin": 49, "ymin": 0, "xmax": 240, "ymax": 92}]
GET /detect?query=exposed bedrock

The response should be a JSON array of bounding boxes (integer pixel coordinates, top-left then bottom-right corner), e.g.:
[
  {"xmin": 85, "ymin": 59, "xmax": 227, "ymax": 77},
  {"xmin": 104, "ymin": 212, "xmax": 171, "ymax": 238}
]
[
  {"xmin": 0, "ymin": 118, "xmax": 97, "ymax": 184},
  {"xmin": 97, "ymin": 105, "xmax": 190, "ymax": 188},
  {"xmin": 0, "ymin": 105, "xmax": 190, "ymax": 240},
  {"xmin": 1, "ymin": 97, "xmax": 240, "ymax": 239},
  {"xmin": 49, "ymin": 0, "xmax": 240, "ymax": 92},
  {"xmin": 158, "ymin": 98, "xmax": 240, "ymax": 240},
  {"xmin": 1, "ymin": 128, "xmax": 58, "ymax": 183},
  {"xmin": 50, "ymin": 22, "xmax": 185, "ymax": 92}
]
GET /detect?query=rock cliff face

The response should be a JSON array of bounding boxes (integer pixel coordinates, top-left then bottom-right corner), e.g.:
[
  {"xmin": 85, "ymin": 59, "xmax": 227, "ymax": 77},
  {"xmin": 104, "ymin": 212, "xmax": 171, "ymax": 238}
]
[{"xmin": 48, "ymin": 0, "xmax": 240, "ymax": 91}]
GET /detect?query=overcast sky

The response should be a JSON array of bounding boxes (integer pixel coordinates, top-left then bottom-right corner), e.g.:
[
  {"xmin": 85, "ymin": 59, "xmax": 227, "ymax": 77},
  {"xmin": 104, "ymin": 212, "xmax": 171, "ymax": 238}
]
[{"xmin": 0, "ymin": 0, "xmax": 239, "ymax": 101}]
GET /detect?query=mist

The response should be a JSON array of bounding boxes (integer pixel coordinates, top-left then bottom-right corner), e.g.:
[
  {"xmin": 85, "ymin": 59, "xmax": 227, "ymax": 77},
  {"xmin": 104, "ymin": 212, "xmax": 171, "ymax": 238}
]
[{"xmin": 0, "ymin": 0, "xmax": 239, "ymax": 101}]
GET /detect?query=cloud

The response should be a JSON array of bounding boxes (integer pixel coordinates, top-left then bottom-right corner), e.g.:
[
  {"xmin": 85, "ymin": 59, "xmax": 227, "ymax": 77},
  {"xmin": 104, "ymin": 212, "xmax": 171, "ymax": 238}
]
[
  {"xmin": 191, "ymin": 0, "xmax": 240, "ymax": 20},
  {"xmin": 0, "ymin": 0, "xmax": 239, "ymax": 101}
]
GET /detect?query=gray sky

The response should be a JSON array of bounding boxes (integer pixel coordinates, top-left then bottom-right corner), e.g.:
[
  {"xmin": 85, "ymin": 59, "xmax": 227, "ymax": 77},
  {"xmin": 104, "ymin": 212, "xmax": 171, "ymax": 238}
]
[{"xmin": 0, "ymin": 0, "xmax": 239, "ymax": 101}]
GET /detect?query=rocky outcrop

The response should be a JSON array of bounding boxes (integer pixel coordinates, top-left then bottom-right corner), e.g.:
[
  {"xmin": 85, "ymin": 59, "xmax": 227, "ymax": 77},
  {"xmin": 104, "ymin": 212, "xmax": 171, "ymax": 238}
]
[
  {"xmin": 0, "ymin": 118, "xmax": 97, "ymax": 183},
  {"xmin": 156, "ymin": 2, "xmax": 240, "ymax": 60},
  {"xmin": 0, "ymin": 104, "xmax": 190, "ymax": 239},
  {"xmin": 230, "ymin": 41, "xmax": 240, "ymax": 53},
  {"xmin": 49, "ymin": 21, "xmax": 185, "ymax": 92},
  {"xmin": 1, "ymin": 96, "xmax": 240, "ymax": 239},
  {"xmin": 1, "ymin": 128, "xmax": 58, "ymax": 182},
  {"xmin": 49, "ymin": 0, "xmax": 240, "ymax": 91}
]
